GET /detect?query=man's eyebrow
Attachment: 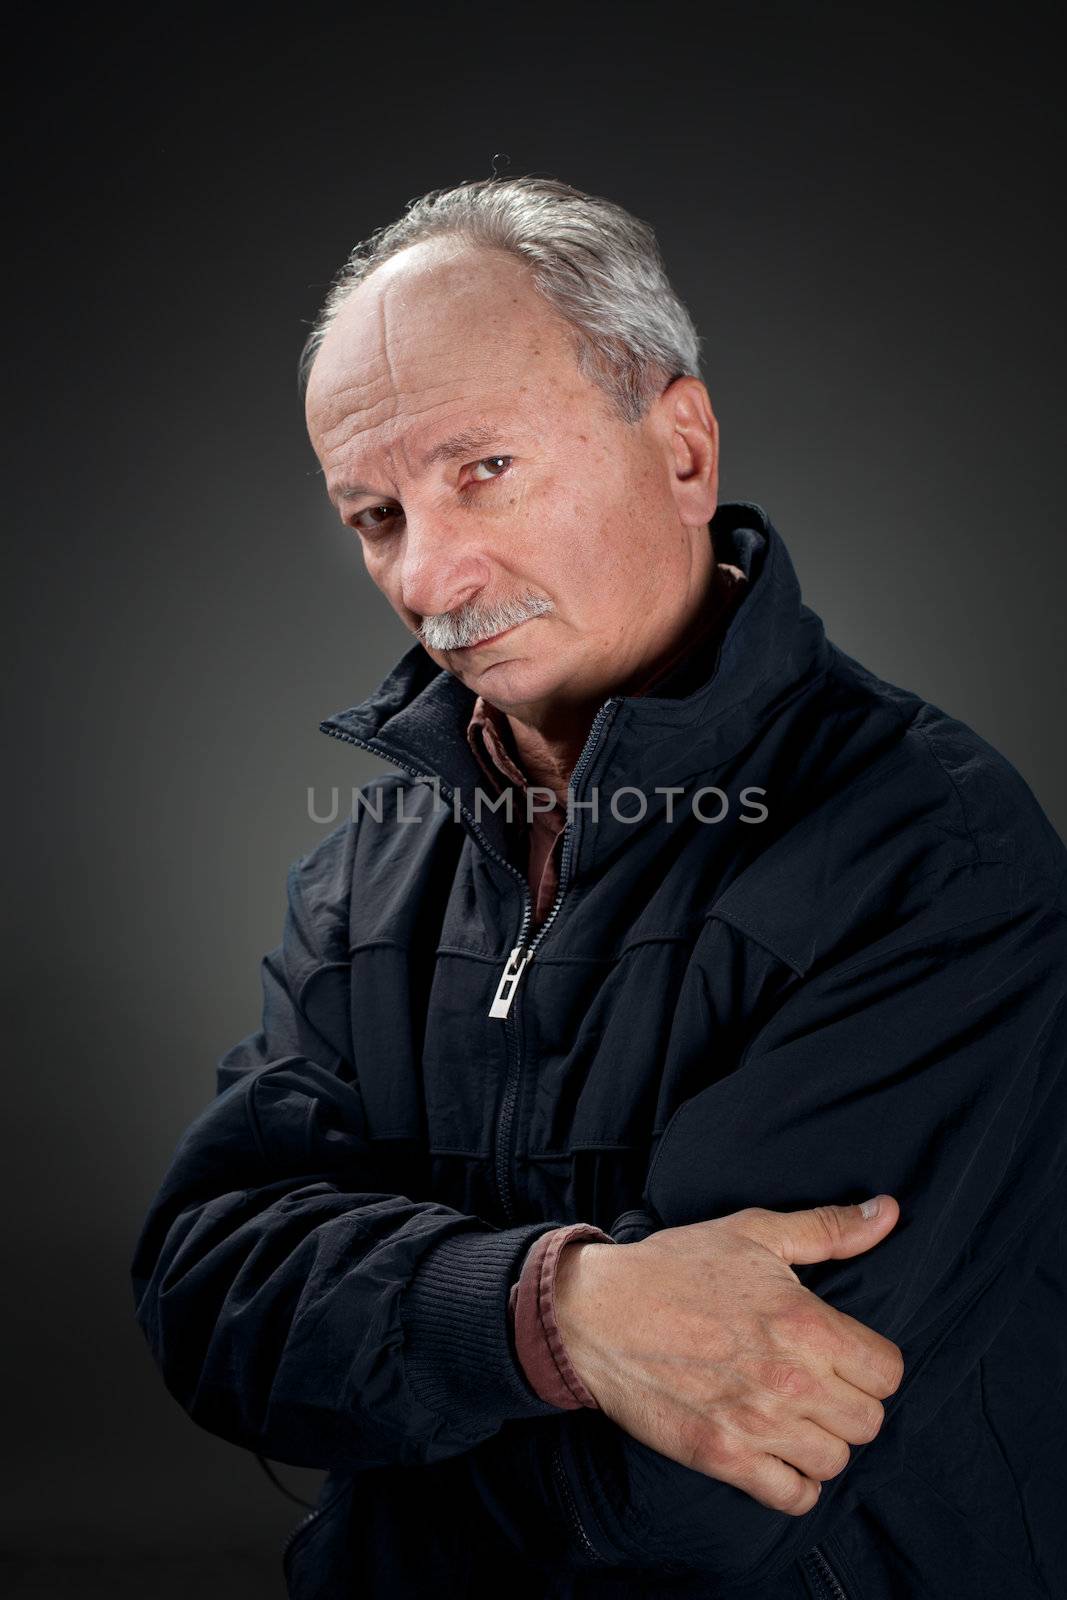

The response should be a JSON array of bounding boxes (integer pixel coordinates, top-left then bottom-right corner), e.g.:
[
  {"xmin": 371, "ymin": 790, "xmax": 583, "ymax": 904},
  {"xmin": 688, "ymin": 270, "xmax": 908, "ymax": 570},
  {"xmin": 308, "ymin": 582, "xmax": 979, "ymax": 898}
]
[
  {"xmin": 420, "ymin": 422, "xmax": 505, "ymax": 469},
  {"xmin": 329, "ymin": 423, "xmax": 511, "ymax": 504}
]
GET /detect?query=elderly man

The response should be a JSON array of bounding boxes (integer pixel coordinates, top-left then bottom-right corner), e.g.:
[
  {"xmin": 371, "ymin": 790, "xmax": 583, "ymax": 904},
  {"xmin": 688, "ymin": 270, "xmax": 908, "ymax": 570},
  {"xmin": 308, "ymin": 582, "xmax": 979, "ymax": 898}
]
[{"xmin": 133, "ymin": 177, "xmax": 1067, "ymax": 1599}]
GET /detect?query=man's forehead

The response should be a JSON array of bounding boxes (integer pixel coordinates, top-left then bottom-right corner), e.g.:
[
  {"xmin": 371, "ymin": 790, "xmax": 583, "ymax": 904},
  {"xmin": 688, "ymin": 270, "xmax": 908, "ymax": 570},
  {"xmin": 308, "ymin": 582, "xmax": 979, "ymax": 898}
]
[
  {"xmin": 308, "ymin": 248, "xmax": 576, "ymax": 413},
  {"xmin": 315, "ymin": 244, "xmax": 546, "ymax": 374},
  {"xmin": 306, "ymin": 301, "xmax": 542, "ymax": 458}
]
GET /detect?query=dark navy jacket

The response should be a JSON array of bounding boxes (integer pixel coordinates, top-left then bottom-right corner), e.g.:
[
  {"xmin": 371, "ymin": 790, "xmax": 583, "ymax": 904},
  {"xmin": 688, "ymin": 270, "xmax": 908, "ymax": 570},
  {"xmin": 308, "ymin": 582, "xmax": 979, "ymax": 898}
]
[{"xmin": 132, "ymin": 503, "xmax": 1067, "ymax": 1599}]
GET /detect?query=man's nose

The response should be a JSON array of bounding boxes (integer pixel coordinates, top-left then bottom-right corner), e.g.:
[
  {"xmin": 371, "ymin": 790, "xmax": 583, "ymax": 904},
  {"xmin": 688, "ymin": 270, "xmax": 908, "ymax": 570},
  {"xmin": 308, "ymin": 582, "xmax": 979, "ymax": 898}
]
[{"xmin": 397, "ymin": 511, "xmax": 490, "ymax": 621}]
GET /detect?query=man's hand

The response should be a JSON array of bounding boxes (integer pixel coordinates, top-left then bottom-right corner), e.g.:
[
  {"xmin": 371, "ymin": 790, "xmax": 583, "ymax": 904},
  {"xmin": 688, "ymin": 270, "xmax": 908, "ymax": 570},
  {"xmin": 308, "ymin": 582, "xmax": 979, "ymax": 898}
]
[{"xmin": 554, "ymin": 1197, "xmax": 904, "ymax": 1516}]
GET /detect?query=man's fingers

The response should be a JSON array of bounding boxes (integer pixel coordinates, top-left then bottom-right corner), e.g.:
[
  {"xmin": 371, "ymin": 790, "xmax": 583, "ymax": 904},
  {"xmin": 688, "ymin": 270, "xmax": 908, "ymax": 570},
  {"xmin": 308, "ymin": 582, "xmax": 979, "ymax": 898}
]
[
  {"xmin": 806, "ymin": 1371, "xmax": 888, "ymax": 1446},
  {"xmin": 740, "ymin": 1349, "xmax": 891, "ymax": 1443},
  {"xmin": 824, "ymin": 1304, "xmax": 905, "ymax": 1399},
  {"xmin": 723, "ymin": 1451, "xmax": 823, "ymax": 1517},
  {"xmin": 738, "ymin": 1194, "xmax": 901, "ymax": 1266}
]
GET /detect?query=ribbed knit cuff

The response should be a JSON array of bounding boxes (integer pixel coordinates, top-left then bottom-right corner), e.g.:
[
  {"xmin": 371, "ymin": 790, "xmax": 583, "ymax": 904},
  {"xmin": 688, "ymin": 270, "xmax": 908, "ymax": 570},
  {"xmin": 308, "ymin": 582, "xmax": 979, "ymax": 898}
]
[{"xmin": 400, "ymin": 1223, "xmax": 568, "ymax": 1431}]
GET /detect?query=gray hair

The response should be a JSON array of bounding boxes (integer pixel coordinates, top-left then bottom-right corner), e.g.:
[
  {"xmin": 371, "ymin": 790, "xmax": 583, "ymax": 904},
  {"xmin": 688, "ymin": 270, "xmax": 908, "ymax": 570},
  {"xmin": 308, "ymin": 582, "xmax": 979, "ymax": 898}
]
[{"xmin": 298, "ymin": 175, "xmax": 704, "ymax": 425}]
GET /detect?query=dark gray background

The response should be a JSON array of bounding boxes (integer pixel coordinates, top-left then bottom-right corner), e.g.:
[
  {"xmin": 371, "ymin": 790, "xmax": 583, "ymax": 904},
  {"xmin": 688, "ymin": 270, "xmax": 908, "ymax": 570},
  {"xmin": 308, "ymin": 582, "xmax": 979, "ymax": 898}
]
[{"xmin": 5, "ymin": 2, "xmax": 1064, "ymax": 1594}]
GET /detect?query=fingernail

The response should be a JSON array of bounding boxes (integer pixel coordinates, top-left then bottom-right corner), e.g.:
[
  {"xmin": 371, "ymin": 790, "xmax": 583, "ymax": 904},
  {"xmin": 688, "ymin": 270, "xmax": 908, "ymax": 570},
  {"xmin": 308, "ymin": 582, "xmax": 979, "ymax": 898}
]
[{"xmin": 860, "ymin": 1196, "xmax": 881, "ymax": 1219}]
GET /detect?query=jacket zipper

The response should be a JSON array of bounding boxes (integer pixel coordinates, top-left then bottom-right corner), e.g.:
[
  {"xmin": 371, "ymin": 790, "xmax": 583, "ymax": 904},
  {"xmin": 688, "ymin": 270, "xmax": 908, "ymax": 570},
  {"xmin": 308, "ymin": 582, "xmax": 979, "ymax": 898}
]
[
  {"xmin": 281, "ymin": 1505, "xmax": 322, "ymax": 1566},
  {"xmin": 483, "ymin": 696, "xmax": 619, "ymax": 1222},
  {"xmin": 320, "ymin": 699, "xmax": 618, "ymax": 1020},
  {"xmin": 802, "ymin": 1543, "xmax": 851, "ymax": 1600},
  {"xmin": 552, "ymin": 1441, "xmax": 609, "ymax": 1564},
  {"xmin": 487, "ymin": 695, "xmax": 618, "ymax": 1019},
  {"xmin": 280, "ymin": 1481, "xmax": 350, "ymax": 1572}
]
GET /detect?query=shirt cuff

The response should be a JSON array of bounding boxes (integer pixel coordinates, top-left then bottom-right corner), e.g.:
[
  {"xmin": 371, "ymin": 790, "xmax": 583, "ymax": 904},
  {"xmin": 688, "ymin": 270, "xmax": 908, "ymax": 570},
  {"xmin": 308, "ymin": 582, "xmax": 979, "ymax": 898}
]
[{"xmin": 507, "ymin": 1222, "xmax": 617, "ymax": 1410}]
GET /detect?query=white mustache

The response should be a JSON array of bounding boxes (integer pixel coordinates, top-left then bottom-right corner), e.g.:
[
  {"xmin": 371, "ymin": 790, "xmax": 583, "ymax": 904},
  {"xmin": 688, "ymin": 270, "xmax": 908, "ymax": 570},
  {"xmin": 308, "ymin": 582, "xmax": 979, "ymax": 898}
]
[{"xmin": 418, "ymin": 593, "xmax": 556, "ymax": 651}]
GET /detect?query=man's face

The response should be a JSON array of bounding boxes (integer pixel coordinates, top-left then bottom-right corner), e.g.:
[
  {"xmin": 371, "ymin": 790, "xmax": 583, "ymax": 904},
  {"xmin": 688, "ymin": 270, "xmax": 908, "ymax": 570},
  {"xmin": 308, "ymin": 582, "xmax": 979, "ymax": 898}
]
[{"xmin": 305, "ymin": 239, "xmax": 713, "ymax": 718}]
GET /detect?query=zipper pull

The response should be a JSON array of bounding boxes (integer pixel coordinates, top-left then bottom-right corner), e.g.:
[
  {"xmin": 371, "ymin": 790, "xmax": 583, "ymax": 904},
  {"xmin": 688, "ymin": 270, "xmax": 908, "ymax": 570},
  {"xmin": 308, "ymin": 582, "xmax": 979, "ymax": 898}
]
[{"xmin": 489, "ymin": 944, "xmax": 533, "ymax": 1019}]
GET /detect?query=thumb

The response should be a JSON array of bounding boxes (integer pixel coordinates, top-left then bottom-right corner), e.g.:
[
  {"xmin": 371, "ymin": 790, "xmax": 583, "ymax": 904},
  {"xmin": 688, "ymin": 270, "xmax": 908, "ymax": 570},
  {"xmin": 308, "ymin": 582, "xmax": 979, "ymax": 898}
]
[{"xmin": 743, "ymin": 1194, "xmax": 900, "ymax": 1266}]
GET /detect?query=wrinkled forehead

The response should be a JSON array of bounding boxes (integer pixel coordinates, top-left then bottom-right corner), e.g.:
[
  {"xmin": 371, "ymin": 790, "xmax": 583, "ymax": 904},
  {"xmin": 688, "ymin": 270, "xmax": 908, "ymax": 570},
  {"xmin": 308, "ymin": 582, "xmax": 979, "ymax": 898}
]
[{"xmin": 304, "ymin": 242, "xmax": 582, "ymax": 441}]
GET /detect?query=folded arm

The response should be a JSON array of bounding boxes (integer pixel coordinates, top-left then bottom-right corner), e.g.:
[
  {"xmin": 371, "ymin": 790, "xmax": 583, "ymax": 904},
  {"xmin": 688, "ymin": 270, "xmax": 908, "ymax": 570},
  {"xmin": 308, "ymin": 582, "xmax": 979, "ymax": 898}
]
[
  {"xmin": 460, "ymin": 861, "xmax": 1067, "ymax": 1583},
  {"xmin": 131, "ymin": 819, "xmax": 568, "ymax": 1469}
]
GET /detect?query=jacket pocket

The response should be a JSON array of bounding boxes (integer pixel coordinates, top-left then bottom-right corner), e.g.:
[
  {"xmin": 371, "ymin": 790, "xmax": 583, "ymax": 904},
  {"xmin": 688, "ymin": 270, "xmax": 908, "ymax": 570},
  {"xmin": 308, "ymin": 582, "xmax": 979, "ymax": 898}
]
[{"xmin": 800, "ymin": 1539, "xmax": 853, "ymax": 1599}]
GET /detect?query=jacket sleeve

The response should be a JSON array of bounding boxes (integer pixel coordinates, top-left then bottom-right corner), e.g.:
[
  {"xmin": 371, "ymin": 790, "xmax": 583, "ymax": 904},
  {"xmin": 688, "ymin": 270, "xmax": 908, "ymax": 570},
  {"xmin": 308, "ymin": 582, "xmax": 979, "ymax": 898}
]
[
  {"xmin": 130, "ymin": 816, "xmax": 567, "ymax": 1470},
  {"xmin": 459, "ymin": 859, "xmax": 1067, "ymax": 1584}
]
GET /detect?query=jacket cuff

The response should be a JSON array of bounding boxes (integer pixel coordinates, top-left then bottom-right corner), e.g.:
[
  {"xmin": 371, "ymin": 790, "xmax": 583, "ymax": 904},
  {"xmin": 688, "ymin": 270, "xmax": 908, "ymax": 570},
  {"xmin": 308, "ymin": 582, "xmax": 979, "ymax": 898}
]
[{"xmin": 400, "ymin": 1223, "xmax": 569, "ymax": 1431}]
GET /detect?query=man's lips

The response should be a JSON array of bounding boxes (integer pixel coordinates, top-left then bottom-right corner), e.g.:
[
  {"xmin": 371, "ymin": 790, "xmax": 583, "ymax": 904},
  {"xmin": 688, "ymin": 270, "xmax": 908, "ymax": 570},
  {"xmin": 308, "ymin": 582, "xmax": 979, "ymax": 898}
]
[{"xmin": 453, "ymin": 619, "xmax": 525, "ymax": 652}]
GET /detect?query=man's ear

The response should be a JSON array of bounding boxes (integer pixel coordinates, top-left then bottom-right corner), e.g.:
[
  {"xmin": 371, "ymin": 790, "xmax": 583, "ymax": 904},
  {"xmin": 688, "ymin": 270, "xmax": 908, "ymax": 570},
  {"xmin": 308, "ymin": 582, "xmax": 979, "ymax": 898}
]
[{"xmin": 655, "ymin": 376, "xmax": 719, "ymax": 528}]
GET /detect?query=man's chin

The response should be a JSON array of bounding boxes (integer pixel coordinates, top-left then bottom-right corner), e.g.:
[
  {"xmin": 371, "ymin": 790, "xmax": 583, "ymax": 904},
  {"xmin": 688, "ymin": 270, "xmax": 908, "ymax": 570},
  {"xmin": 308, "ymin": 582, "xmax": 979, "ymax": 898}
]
[{"xmin": 455, "ymin": 653, "xmax": 558, "ymax": 706}]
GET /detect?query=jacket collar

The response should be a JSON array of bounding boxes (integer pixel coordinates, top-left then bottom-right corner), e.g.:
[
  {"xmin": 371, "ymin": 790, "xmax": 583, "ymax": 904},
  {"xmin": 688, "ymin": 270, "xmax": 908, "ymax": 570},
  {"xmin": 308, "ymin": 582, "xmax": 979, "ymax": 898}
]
[{"xmin": 319, "ymin": 502, "xmax": 831, "ymax": 867}]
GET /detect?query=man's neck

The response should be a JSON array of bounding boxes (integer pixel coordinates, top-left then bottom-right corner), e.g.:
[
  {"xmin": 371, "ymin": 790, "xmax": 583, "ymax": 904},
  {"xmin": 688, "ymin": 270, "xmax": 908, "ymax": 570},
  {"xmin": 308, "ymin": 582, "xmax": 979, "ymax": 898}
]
[{"xmin": 501, "ymin": 533, "xmax": 720, "ymax": 805}]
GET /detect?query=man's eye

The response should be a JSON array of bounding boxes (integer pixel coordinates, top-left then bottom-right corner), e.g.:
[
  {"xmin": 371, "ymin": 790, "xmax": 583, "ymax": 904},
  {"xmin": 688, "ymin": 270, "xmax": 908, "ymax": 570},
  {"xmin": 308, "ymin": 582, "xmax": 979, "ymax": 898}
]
[
  {"xmin": 352, "ymin": 456, "xmax": 513, "ymax": 537},
  {"xmin": 469, "ymin": 455, "xmax": 512, "ymax": 481},
  {"xmin": 353, "ymin": 505, "xmax": 399, "ymax": 536}
]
